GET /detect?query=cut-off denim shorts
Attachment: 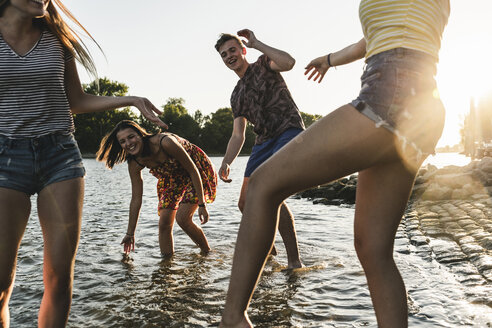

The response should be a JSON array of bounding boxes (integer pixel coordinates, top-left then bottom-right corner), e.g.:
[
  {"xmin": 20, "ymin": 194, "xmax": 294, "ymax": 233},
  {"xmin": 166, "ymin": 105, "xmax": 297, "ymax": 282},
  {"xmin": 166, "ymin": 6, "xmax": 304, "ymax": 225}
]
[
  {"xmin": 0, "ymin": 133, "xmax": 86, "ymax": 195},
  {"xmin": 350, "ymin": 47, "xmax": 445, "ymax": 161}
]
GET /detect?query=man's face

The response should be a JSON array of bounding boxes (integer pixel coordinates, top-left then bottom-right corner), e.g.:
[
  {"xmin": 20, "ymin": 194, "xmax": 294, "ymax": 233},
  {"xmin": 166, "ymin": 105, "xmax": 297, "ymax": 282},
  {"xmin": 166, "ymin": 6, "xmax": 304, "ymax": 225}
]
[{"xmin": 218, "ymin": 39, "xmax": 246, "ymax": 72}]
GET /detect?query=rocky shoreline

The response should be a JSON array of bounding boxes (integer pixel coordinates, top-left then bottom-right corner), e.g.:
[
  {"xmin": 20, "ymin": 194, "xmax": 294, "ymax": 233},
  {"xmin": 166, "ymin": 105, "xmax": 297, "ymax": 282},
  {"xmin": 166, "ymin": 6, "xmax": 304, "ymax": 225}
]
[{"xmin": 295, "ymin": 157, "xmax": 492, "ymax": 289}]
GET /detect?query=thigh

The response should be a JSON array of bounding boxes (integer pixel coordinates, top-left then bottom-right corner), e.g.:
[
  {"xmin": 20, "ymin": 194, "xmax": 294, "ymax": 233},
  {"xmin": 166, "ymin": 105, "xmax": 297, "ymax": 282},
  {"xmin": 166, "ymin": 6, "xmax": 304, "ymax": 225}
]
[
  {"xmin": 248, "ymin": 104, "xmax": 402, "ymax": 202},
  {"xmin": 157, "ymin": 177, "xmax": 187, "ymax": 212},
  {"xmin": 37, "ymin": 178, "xmax": 84, "ymax": 272},
  {"xmin": 0, "ymin": 188, "xmax": 31, "ymax": 282}
]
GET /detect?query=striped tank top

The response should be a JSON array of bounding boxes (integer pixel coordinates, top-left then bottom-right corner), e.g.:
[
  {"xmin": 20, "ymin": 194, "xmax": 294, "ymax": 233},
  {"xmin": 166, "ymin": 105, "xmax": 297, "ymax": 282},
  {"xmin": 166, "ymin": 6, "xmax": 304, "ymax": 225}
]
[
  {"xmin": 0, "ymin": 29, "xmax": 75, "ymax": 138},
  {"xmin": 359, "ymin": 0, "xmax": 450, "ymax": 60}
]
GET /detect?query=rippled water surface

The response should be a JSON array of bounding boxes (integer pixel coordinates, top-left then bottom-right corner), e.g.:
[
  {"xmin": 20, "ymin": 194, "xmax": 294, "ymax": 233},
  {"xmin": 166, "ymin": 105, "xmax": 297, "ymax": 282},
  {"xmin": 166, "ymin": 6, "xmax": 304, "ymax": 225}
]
[{"xmin": 10, "ymin": 155, "xmax": 492, "ymax": 327}]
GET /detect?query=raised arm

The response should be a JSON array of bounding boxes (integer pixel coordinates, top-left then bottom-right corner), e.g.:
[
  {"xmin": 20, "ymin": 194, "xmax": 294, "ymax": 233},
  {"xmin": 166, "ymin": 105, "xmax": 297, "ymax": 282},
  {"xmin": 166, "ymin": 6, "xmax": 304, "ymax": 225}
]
[
  {"xmin": 238, "ymin": 29, "xmax": 295, "ymax": 72},
  {"xmin": 160, "ymin": 136, "xmax": 210, "ymax": 224},
  {"xmin": 305, "ymin": 38, "xmax": 366, "ymax": 83},
  {"xmin": 219, "ymin": 117, "xmax": 247, "ymax": 183},
  {"xmin": 64, "ymin": 58, "xmax": 168, "ymax": 129},
  {"xmin": 121, "ymin": 159, "xmax": 144, "ymax": 254}
]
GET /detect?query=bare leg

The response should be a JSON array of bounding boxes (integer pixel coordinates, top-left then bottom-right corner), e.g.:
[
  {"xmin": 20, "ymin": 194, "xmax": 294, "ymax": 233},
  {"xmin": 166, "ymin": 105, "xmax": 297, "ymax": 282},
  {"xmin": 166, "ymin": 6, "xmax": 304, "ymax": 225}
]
[
  {"xmin": 159, "ymin": 209, "xmax": 177, "ymax": 256},
  {"xmin": 175, "ymin": 203, "xmax": 210, "ymax": 253},
  {"xmin": 354, "ymin": 162, "xmax": 417, "ymax": 328},
  {"xmin": 277, "ymin": 203, "xmax": 302, "ymax": 268},
  {"xmin": 37, "ymin": 178, "xmax": 84, "ymax": 328},
  {"xmin": 0, "ymin": 188, "xmax": 31, "ymax": 328},
  {"xmin": 238, "ymin": 178, "xmax": 277, "ymax": 256},
  {"xmin": 220, "ymin": 105, "xmax": 412, "ymax": 327}
]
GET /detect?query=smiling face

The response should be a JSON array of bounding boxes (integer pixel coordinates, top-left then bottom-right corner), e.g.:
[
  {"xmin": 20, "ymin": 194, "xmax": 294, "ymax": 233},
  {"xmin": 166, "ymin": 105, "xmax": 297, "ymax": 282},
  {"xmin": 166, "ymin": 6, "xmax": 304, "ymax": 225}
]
[
  {"xmin": 6, "ymin": 0, "xmax": 50, "ymax": 18},
  {"xmin": 116, "ymin": 127, "xmax": 143, "ymax": 157},
  {"xmin": 218, "ymin": 39, "xmax": 248, "ymax": 76}
]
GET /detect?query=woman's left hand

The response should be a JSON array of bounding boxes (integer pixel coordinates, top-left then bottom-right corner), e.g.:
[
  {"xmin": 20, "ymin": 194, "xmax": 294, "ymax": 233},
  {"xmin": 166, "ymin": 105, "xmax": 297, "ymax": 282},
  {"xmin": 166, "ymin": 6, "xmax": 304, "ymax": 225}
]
[
  {"xmin": 132, "ymin": 97, "xmax": 169, "ymax": 129},
  {"xmin": 198, "ymin": 205, "xmax": 209, "ymax": 224},
  {"xmin": 304, "ymin": 55, "xmax": 331, "ymax": 83}
]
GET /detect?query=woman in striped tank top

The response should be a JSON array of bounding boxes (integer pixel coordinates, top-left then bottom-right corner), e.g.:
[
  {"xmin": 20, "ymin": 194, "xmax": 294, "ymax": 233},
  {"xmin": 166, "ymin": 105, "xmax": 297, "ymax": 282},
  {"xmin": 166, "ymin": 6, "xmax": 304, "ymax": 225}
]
[
  {"xmin": 221, "ymin": 1, "xmax": 450, "ymax": 327},
  {"xmin": 0, "ymin": 0, "xmax": 167, "ymax": 326}
]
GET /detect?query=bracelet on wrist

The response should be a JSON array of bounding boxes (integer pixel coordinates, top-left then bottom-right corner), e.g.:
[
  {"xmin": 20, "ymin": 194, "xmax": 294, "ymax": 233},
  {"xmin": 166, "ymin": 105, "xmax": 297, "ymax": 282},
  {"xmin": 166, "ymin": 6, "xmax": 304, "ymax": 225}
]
[
  {"xmin": 327, "ymin": 53, "xmax": 333, "ymax": 67},
  {"xmin": 126, "ymin": 233, "xmax": 134, "ymax": 237},
  {"xmin": 198, "ymin": 203, "xmax": 206, "ymax": 208}
]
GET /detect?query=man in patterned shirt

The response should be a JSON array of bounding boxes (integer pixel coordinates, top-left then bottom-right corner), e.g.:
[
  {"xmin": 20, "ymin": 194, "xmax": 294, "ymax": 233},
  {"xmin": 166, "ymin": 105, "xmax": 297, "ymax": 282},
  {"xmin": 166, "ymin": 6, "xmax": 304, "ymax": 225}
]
[{"xmin": 215, "ymin": 29, "xmax": 304, "ymax": 268}]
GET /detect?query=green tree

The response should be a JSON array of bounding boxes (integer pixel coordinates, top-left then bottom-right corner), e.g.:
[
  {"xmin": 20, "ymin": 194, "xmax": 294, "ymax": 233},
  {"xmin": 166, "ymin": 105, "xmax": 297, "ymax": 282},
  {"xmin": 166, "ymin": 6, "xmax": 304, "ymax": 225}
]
[
  {"xmin": 159, "ymin": 97, "xmax": 201, "ymax": 145},
  {"xmin": 301, "ymin": 111, "xmax": 322, "ymax": 128},
  {"xmin": 200, "ymin": 107, "xmax": 255, "ymax": 154},
  {"xmin": 73, "ymin": 77, "xmax": 138, "ymax": 154}
]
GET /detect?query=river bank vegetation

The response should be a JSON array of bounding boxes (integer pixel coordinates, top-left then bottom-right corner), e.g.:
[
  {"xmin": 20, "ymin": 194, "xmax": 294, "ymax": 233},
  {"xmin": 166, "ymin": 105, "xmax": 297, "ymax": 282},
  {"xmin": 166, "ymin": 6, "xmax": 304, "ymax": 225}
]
[{"xmin": 74, "ymin": 78, "xmax": 322, "ymax": 155}]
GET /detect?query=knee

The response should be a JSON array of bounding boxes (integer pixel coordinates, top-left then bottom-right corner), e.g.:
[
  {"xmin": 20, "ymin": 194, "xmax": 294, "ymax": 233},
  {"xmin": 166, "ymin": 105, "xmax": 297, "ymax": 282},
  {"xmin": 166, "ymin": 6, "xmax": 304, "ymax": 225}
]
[
  {"xmin": 237, "ymin": 199, "xmax": 245, "ymax": 212},
  {"xmin": 247, "ymin": 173, "xmax": 283, "ymax": 204},
  {"xmin": 159, "ymin": 219, "xmax": 174, "ymax": 233},
  {"xmin": 176, "ymin": 216, "xmax": 195, "ymax": 231},
  {"xmin": 354, "ymin": 233, "xmax": 393, "ymax": 270},
  {"xmin": 0, "ymin": 276, "xmax": 14, "ymax": 305},
  {"xmin": 44, "ymin": 270, "xmax": 72, "ymax": 296}
]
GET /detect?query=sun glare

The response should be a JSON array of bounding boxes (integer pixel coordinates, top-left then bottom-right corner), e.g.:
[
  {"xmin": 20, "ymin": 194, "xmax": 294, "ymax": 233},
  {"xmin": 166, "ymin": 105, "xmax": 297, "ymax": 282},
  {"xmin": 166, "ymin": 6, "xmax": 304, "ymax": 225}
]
[{"xmin": 435, "ymin": 37, "xmax": 492, "ymax": 147}]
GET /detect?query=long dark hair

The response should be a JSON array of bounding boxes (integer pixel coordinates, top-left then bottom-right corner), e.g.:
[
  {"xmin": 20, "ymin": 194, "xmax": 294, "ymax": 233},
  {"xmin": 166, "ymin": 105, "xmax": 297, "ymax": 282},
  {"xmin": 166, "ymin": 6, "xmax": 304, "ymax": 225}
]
[
  {"xmin": 97, "ymin": 120, "xmax": 155, "ymax": 169},
  {"xmin": 0, "ymin": 0, "xmax": 101, "ymax": 80}
]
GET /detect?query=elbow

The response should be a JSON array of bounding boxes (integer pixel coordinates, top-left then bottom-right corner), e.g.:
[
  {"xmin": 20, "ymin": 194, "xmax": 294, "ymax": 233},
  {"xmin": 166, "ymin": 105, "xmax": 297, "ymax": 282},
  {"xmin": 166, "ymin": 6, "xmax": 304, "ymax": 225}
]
[
  {"xmin": 130, "ymin": 197, "xmax": 142, "ymax": 208},
  {"xmin": 67, "ymin": 92, "xmax": 86, "ymax": 114},
  {"xmin": 281, "ymin": 56, "xmax": 296, "ymax": 71},
  {"xmin": 287, "ymin": 57, "xmax": 296, "ymax": 70}
]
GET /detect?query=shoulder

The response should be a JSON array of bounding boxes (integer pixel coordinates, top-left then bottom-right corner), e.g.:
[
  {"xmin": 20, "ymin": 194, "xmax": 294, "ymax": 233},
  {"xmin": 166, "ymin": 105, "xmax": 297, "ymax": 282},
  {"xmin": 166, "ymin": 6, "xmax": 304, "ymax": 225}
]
[
  {"xmin": 128, "ymin": 157, "xmax": 144, "ymax": 172},
  {"xmin": 256, "ymin": 54, "xmax": 273, "ymax": 71},
  {"xmin": 158, "ymin": 133, "xmax": 182, "ymax": 150}
]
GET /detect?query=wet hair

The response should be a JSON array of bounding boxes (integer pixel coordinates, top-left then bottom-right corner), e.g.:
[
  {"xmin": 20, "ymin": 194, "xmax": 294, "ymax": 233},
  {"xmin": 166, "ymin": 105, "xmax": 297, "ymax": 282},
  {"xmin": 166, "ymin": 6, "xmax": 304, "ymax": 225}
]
[
  {"xmin": 214, "ymin": 33, "xmax": 244, "ymax": 52},
  {"xmin": 97, "ymin": 120, "xmax": 155, "ymax": 169},
  {"xmin": 0, "ymin": 0, "xmax": 101, "ymax": 80}
]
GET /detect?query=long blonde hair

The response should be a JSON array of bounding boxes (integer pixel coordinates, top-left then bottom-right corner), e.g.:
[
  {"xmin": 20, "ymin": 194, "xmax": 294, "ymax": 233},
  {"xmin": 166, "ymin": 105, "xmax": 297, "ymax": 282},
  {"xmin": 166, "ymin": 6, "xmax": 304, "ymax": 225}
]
[{"xmin": 0, "ymin": 0, "xmax": 101, "ymax": 79}]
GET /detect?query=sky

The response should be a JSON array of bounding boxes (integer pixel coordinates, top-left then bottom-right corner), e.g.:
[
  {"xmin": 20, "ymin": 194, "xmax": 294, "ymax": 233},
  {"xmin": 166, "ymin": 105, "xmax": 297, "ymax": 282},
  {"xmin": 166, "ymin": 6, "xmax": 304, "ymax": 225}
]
[{"xmin": 64, "ymin": 0, "xmax": 492, "ymax": 147}]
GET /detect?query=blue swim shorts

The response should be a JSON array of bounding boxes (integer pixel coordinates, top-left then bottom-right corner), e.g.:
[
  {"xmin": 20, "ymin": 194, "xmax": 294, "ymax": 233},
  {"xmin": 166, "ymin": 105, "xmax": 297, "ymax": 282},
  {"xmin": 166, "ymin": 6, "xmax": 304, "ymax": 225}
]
[
  {"xmin": 0, "ymin": 133, "xmax": 86, "ymax": 195},
  {"xmin": 244, "ymin": 127, "xmax": 303, "ymax": 177}
]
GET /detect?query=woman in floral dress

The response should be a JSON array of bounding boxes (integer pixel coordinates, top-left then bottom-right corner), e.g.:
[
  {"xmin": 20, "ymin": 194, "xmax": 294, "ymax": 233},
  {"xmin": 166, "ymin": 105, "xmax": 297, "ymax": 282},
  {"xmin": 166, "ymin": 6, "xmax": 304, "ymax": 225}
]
[{"xmin": 97, "ymin": 120, "xmax": 217, "ymax": 256}]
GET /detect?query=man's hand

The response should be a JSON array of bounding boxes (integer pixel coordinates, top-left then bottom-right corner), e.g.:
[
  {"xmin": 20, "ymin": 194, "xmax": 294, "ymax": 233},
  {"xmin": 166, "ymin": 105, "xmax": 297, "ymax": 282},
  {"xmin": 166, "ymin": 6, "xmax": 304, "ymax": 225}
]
[
  {"xmin": 219, "ymin": 163, "xmax": 232, "ymax": 183},
  {"xmin": 237, "ymin": 29, "xmax": 258, "ymax": 49}
]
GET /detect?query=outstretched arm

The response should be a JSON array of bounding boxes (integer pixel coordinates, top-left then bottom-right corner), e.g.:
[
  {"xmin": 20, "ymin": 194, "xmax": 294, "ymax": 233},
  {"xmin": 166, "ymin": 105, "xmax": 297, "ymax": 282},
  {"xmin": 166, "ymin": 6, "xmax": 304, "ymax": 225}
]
[
  {"xmin": 238, "ymin": 29, "xmax": 295, "ymax": 72},
  {"xmin": 64, "ymin": 58, "xmax": 168, "ymax": 129},
  {"xmin": 305, "ymin": 38, "xmax": 366, "ymax": 83},
  {"xmin": 219, "ymin": 117, "xmax": 247, "ymax": 183},
  {"xmin": 160, "ymin": 136, "xmax": 210, "ymax": 224},
  {"xmin": 122, "ymin": 160, "xmax": 144, "ymax": 253}
]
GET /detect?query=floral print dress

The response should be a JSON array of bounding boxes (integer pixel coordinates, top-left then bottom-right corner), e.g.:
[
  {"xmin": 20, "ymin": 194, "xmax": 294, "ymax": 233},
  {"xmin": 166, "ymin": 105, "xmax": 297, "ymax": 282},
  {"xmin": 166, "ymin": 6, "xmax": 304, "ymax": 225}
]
[{"xmin": 149, "ymin": 135, "xmax": 217, "ymax": 213}]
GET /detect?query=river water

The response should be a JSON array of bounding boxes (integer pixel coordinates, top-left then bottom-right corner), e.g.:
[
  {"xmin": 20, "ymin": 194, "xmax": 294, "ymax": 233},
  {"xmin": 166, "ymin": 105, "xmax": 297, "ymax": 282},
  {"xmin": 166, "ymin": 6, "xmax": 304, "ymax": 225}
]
[{"xmin": 9, "ymin": 154, "xmax": 492, "ymax": 327}]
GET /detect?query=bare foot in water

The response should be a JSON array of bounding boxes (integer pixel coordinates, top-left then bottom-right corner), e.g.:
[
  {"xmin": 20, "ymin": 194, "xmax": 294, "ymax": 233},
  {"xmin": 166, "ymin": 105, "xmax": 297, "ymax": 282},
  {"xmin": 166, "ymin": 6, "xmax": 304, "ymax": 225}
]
[
  {"xmin": 219, "ymin": 315, "xmax": 253, "ymax": 328},
  {"xmin": 286, "ymin": 260, "xmax": 303, "ymax": 270}
]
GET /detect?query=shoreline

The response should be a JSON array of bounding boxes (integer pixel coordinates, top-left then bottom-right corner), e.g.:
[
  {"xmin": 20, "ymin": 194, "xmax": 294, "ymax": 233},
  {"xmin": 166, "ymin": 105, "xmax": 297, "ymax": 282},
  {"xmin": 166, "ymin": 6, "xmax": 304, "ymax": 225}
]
[{"xmin": 295, "ymin": 157, "xmax": 492, "ymax": 285}]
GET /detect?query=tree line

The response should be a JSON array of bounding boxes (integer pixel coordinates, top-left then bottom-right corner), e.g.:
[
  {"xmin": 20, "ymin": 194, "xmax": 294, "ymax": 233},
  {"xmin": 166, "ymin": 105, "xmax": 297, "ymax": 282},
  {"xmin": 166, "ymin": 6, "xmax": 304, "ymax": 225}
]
[{"xmin": 74, "ymin": 78, "xmax": 322, "ymax": 155}]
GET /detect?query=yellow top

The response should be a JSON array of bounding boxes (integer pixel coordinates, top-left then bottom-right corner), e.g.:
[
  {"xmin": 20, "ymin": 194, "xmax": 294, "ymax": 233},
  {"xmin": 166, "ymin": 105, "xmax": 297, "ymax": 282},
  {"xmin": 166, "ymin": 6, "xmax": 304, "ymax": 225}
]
[{"xmin": 359, "ymin": 0, "xmax": 450, "ymax": 60}]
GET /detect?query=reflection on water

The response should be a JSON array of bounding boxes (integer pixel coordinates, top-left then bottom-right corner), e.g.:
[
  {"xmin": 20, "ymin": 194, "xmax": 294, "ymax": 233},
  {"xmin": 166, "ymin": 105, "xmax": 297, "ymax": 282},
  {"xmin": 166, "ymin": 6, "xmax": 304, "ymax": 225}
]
[{"xmin": 9, "ymin": 155, "xmax": 492, "ymax": 327}]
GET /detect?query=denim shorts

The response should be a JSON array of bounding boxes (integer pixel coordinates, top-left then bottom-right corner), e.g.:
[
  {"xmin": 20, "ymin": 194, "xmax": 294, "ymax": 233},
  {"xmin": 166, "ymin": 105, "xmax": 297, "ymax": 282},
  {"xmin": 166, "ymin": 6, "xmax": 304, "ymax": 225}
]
[
  {"xmin": 350, "ymin": 47, "xmax": 445, "ymax": 160},
  {"xmin": 0, "ymin": 133, "xmax": 86, "ymax": 195},
  {"xmin": 245, "ymin": 127, "xmax": 304, "ymax": 177}
]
